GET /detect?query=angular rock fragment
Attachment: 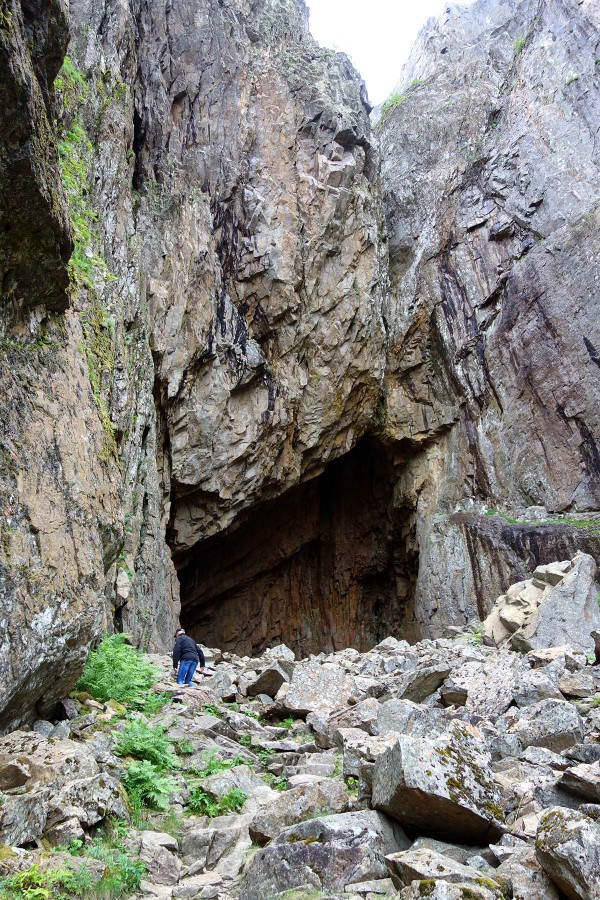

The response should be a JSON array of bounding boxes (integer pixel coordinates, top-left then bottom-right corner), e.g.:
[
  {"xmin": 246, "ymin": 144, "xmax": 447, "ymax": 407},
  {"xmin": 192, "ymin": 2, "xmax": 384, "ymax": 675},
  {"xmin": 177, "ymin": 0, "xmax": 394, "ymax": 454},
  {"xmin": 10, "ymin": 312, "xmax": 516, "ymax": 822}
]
[
  {"xmin": 398, "ymin": 881, "xmax": 505, "ymax": 899},
  {"xmin": 496, "ymin": 848, "xmax": 560, "ymax": 900},
  {"xmin": 385, "ymin": 847, "xmax": 505, "ymax": 891},
  {"xmin": 240, "ymin": 811, "xmax": 408, "ymax": 900},
  {"xmin": 283, "ymin": 660, "xmax": 355, "ymax": 716},
  {"xmin": 510, "ymin": 699, "xmax": 584, "ymax": 752},
  {"xmin": 246, "ymin": 662, "xmax": 291, "ymax": 698},
  {"xmin": 249, "ymin": 779, "xmax": 349, "ymax": 844},
  {"xmin": 372, "ymin": 720, "xmax": 505, "ymax": 843},
  {"xmin": 559, "ymin": 762, "xmax": 600, "ymax": 803},
  {"xmin": 536, "ymin": 807, "xmax": 600, "ymax": 900},
  {"xmin": 440, "ymin": 653, "xmax": 528, "ymax": 718}
]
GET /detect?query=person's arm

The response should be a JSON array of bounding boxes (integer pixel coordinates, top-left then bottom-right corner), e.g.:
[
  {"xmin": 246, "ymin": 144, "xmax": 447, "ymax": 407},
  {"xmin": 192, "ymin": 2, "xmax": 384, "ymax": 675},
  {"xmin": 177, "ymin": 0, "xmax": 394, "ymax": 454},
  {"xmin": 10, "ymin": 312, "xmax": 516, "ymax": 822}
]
[
  {"xmin": 173, "ymin": 638, "xmax": 181, "ymax": 671},
  {"xmin": 196, "ymin": 645, "xmax": 205, "ymax": 669}
]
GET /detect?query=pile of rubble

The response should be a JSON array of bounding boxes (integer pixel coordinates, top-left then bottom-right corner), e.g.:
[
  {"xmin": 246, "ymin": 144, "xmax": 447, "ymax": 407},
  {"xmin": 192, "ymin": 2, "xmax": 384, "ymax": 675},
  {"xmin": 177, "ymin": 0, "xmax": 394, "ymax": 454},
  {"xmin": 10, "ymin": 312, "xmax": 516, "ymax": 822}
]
[{"xmin": 1, "ymin": 554, "xmax": 600, "ymax": 899}]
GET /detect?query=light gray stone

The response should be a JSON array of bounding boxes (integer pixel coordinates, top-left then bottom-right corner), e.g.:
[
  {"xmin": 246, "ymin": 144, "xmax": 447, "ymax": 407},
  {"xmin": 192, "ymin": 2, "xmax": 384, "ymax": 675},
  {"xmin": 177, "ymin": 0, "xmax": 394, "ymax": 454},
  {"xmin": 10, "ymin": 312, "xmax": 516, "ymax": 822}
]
[
  {"xmin": 372, "ymin": 720, "xmax": 505, "ymax": 843},
  {"xmin": 536, "ymin": 807, "xmax": 600, "ymax": 900}
]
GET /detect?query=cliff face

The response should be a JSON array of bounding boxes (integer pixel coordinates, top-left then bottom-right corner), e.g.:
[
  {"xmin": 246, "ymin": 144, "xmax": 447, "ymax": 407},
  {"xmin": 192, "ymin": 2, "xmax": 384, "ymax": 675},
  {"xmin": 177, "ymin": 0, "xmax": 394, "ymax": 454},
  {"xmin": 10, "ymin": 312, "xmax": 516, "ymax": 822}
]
[
  {"xmin": 0, "ymin": 0, "xmax": 599, "ymax": 732},
  {"xmin": 378, "ymin": 0, "xmax": 600, "ymax": 634}
]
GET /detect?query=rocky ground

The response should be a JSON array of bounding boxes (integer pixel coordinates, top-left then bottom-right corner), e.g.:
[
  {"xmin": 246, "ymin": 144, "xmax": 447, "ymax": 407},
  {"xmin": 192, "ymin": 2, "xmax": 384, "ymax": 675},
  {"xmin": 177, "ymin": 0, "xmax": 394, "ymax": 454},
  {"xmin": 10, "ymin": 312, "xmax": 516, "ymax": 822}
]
[{"xmin": 1, "ymin": 557, "xmax": 600, "ymax": 899}]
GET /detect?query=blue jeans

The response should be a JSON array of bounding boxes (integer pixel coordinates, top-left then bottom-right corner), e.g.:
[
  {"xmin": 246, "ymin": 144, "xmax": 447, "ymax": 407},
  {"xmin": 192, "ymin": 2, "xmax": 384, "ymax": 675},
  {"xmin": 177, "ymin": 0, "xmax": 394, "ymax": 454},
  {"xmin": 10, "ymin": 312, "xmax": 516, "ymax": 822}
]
[{"xmin": 176, "ymin": 658, "xmax": 198, "ymax": 685}]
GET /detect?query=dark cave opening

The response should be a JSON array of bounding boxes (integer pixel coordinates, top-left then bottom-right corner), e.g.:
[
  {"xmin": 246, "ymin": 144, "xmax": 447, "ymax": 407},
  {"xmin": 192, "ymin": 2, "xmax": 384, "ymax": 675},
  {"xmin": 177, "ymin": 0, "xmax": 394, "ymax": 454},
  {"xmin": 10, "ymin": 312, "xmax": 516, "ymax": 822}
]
[{"xmin": 176, "ymin": 437, "xmax": 418, "ymax": 657}]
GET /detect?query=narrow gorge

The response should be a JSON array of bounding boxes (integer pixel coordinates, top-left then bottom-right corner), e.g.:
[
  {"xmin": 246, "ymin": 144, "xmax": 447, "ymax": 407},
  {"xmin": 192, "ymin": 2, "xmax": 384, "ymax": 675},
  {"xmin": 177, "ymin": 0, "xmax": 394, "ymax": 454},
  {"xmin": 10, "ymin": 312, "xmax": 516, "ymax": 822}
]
[{"xmin": 1, "ymin": 0, "xmax": 600, "ymax": 731}]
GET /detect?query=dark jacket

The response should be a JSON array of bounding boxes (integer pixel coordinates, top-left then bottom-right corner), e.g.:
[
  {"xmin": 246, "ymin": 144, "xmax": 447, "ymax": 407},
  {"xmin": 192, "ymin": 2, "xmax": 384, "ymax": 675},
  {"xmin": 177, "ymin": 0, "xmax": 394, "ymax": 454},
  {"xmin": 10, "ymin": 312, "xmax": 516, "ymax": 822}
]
[{"xmin": 173, "ymin": 634, "xmax": 205, "ymax": 668}]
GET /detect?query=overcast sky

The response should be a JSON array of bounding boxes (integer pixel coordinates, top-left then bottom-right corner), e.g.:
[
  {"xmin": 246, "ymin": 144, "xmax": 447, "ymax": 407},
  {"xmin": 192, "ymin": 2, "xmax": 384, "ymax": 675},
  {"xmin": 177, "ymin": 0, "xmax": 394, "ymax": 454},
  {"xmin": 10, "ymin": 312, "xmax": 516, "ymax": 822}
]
[{"xmin": 307, "ymin": 0, "xmax": 477, "ymax": 105}]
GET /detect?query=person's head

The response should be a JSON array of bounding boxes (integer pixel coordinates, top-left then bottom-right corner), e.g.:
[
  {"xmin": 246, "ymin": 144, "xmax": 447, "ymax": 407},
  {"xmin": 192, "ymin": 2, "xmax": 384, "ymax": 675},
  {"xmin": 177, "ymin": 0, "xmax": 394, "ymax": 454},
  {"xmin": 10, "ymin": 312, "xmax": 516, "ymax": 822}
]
[{"xmin": 175, "ymin": 628, "xmax": 185, "ymax": 637}]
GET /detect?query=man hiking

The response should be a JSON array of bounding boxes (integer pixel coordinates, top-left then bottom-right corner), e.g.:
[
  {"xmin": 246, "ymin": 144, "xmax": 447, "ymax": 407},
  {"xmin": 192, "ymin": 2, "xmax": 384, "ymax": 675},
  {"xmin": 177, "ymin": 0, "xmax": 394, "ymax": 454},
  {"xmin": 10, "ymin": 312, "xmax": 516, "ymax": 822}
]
[{"xmin": 172, "ymin": 627, "xmax": 205, "ymax": 685}]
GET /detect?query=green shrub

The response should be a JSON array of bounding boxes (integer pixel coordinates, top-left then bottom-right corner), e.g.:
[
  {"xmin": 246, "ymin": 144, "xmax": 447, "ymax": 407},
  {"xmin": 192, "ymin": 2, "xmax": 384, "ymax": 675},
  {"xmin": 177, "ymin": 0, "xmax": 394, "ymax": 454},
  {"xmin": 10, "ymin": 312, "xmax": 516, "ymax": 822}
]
[
  {"xmin": 122, "ymin": 760, "xmax": 177, "ymax": 811},
  {"xmin": 139, "ymin": 692, "xmax": 171, "ymax": 715},
  {"xmin": 0, "ymin": 862, "xmax": 92, "ymax": 899},
  {"xmin": 188, "ymin": 787, "xmax": 247, "ymax": 817},
  {"xmin": 51, "ymin": 826, "xmax": 146, "ymax": 898},
  {"xmin": 513, "ymin": 35, "xmax": 526, "ymax": 56},
  {"xmin": 76, "ymin": 634, "xmax": 159, "ymax": 705},
  {"xmin": 175, "ymin": 737, "xmax": 195, "ymax": 755},
  {"xmin": 380, "ymin": 91, "xmax": 404, "ymax": 115},
  {"xmin": 190, "ymin": 752, "xmax": 246, "ymax": 778},
  {"xmin": 114, "ymin": 719, "xmax": 177, "ymax": 769}
]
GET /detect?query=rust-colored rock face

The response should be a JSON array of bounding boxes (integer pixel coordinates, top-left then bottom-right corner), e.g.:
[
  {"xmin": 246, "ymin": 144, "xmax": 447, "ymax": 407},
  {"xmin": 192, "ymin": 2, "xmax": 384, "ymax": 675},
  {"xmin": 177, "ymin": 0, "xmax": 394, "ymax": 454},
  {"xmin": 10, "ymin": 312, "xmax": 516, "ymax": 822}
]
[{"xmin": 178, "ymin": 440, "xmax": 418, "ymax": 657}]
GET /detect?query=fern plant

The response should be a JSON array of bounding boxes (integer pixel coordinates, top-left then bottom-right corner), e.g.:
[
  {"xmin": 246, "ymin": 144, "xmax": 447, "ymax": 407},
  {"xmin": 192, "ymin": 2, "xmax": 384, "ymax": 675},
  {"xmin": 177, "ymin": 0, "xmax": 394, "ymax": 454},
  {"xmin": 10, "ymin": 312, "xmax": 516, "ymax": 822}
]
[
  {"xmin": 188, "ymin": 786, "xmax": 247, "ymax": 817},
  {"xmin": 122, "ymin": 760, "xmax": 177, "ymax": 811},
  {"xmin": 76, "ymin": 634, "xmax": 159, "ymax": 705},
  {"xmin": 114, "ymin": 719, "xmax": 178, "ymax": 769}
]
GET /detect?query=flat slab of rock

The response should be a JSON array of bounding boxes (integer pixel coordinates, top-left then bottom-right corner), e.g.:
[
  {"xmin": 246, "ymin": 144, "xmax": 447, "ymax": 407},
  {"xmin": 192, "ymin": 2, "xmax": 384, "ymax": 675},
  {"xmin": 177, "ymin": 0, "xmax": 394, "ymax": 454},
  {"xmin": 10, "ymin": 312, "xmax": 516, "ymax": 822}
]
[
  {"xmin": 559, "ymin": 762, "xmax": 600, "ymax": 803},
  {"xmin": 282, "ymin": 660, "xmax": 355, "ymax": 717},
  {"xmin": 398, "ymin": 881, "xmax": 505, "ymax": 899},
  {"xmin": 536, "ymin": 807, "xmax": 600, "ymax": 900},
  {"xmin": 372, "ymin": 720, "xmax": 505, "ymax": 844},
  {"xmin": 240, "ymin": 811, "xmax": 409, "ymax": 900},
  {"xmin": 385, "ymin": 847, "xmax": 504, "ymax": 892},
  {"xmin": 559, "ymin": 669, "xmax": 600, "ymax": 698},
  {"xmin": 510, "ymin": 699, "xmax": 584, "ymax": 752}
]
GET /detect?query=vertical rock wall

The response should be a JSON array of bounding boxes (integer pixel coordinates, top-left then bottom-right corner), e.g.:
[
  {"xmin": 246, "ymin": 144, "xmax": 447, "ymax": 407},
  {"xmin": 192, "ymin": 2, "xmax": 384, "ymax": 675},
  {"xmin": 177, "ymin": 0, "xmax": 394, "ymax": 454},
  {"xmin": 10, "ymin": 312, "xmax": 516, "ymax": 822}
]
[{"xmin": 378, "ymin": 0, "xmax": 600, "ymax": 635}]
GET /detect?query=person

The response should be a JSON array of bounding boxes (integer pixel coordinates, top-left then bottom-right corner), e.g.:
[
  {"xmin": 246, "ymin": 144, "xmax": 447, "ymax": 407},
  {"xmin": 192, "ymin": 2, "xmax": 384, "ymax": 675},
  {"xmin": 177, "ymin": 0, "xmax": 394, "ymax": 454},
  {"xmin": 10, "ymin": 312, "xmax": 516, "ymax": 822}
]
[{"xmin": 172, "ymin": 628, "xmax": 205, "ymax": 685}]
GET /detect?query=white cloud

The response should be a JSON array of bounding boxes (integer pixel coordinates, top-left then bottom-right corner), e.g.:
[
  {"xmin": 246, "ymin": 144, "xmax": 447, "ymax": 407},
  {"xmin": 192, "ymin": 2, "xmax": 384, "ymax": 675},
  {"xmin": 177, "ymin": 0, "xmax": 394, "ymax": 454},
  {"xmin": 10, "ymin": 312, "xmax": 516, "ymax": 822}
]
[{"xmin": 307, "ymin": 0, "xmax": 477, "ymax": 104}]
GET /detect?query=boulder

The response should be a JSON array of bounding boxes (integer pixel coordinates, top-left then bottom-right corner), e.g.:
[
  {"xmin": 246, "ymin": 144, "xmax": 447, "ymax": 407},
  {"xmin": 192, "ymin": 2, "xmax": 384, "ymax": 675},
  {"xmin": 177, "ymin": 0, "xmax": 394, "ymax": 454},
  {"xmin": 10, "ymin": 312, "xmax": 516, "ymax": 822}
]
[
  {"xmin": 559, "ymin": 762, "xmax": 600, "ymax": 803},
  {"xmin": 510, "ymin": 699, "xmax": 584, "ymax": 753},
  {"xmin": 0, "ymin": 731, "xmax": 125, "ymax": 846},
  {"xmin": 385, "ymin": 847, "xmax": 505, "ymax": 892},
  {"xmin": 376, "ymin": 699, "xmax": 446, "ymax": 740},
  {"xmin": 246, "ymin": 663, "xmax": 291, "ymax": 698},
  {"xmin": 496, "ymin": 848, "xmax": 560, "ymax": 900},
  {"xmin": 559, "ymin": 670, "xmax": 600, "ymax": 698},
  {"xmin": 398, "ymin": 881, "xmax": 505, "ymax": 899},
  {"xmin": 482, "ymin": 554, "xmax": 600, "ymax": 655},
  {"xmin": 282, "ymin": 660, "xmax": 355, "ymax": 717},
  {"xmin": 239, "ymin": 811, "xmax": 408, "ymax": 900},
  {"xmin": 372, "ymin": 720, "xmax": 505, "ymax": 843},
  {"xmin": 440, "ymin": 653, "xmax": 529, "ymax": 719},
  {"xmin": 249, "ymin": 779, "xmax": 350, "ymax": 844},
  {"xmin": 139, "ymin": 832, "xmax": 182, "ymax": 886},
  {"xmin": 536, "ymin": 807, "xmax": 600, "ymax": 900}
]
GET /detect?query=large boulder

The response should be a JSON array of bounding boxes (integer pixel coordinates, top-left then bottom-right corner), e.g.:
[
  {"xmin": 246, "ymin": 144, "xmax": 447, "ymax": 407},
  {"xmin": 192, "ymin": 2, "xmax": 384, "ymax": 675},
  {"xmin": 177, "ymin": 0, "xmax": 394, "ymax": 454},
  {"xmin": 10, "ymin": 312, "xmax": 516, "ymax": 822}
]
[
  {"xmin": 536, "ymin": 807, "xmax": 600, "ymax": 900},
  {"xmin": 248, "ymin": 779, "xmax": 350, "ymax": 845},
  {"xmin": 282, "ymin": 660, "xmax": 355, "ymax": 717},
  {"xmin": 385, "ymin": 847, "xmax": 505, "ymax": 892},
  {"xmin": 0, "ymin": 731, "xmax": 126, "ymax": 846},
  {"xmin": 483, "ymin": 554, "xmax": 600, "ymax": 655},
  {"xmin": 239, "ymin": 811, "xmax": 409, "ymax": 899},
  {"xmin": 372, "ymin": 720, "xmax": 505, "ymax": 843},
  {"xmin": 509, "ymin": 699, "xmax": 584, "ymax": 753},
  {"xmin": 440, "ymin": 653, "xmax": 529, "ymax": 719}
]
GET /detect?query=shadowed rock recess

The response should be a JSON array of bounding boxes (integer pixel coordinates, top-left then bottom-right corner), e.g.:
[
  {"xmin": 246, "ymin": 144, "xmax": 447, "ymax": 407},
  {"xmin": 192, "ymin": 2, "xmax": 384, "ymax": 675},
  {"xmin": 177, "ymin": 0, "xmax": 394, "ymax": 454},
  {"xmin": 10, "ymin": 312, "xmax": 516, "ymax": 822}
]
[{"xmin": 0, "ymin": 0, "xmax": 600, "ymax": 730}]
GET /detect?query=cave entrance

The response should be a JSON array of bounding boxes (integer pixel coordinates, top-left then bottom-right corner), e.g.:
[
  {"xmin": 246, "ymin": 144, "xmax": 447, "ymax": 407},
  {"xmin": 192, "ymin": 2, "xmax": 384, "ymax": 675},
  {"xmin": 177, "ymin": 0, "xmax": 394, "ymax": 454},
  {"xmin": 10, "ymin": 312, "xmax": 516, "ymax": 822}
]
[{"xmin": 176, "ymin": 437, "xmax": 418, "ymax": 657}]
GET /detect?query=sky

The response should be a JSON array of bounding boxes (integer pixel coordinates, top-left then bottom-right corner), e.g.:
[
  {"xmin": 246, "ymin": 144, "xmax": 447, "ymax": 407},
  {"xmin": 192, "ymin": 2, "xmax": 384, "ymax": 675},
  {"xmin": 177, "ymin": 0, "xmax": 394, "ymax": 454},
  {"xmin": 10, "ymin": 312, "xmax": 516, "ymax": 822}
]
[{"xmin": 307, "ymin": 0, "xmax": 477, "ymax": 105}]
